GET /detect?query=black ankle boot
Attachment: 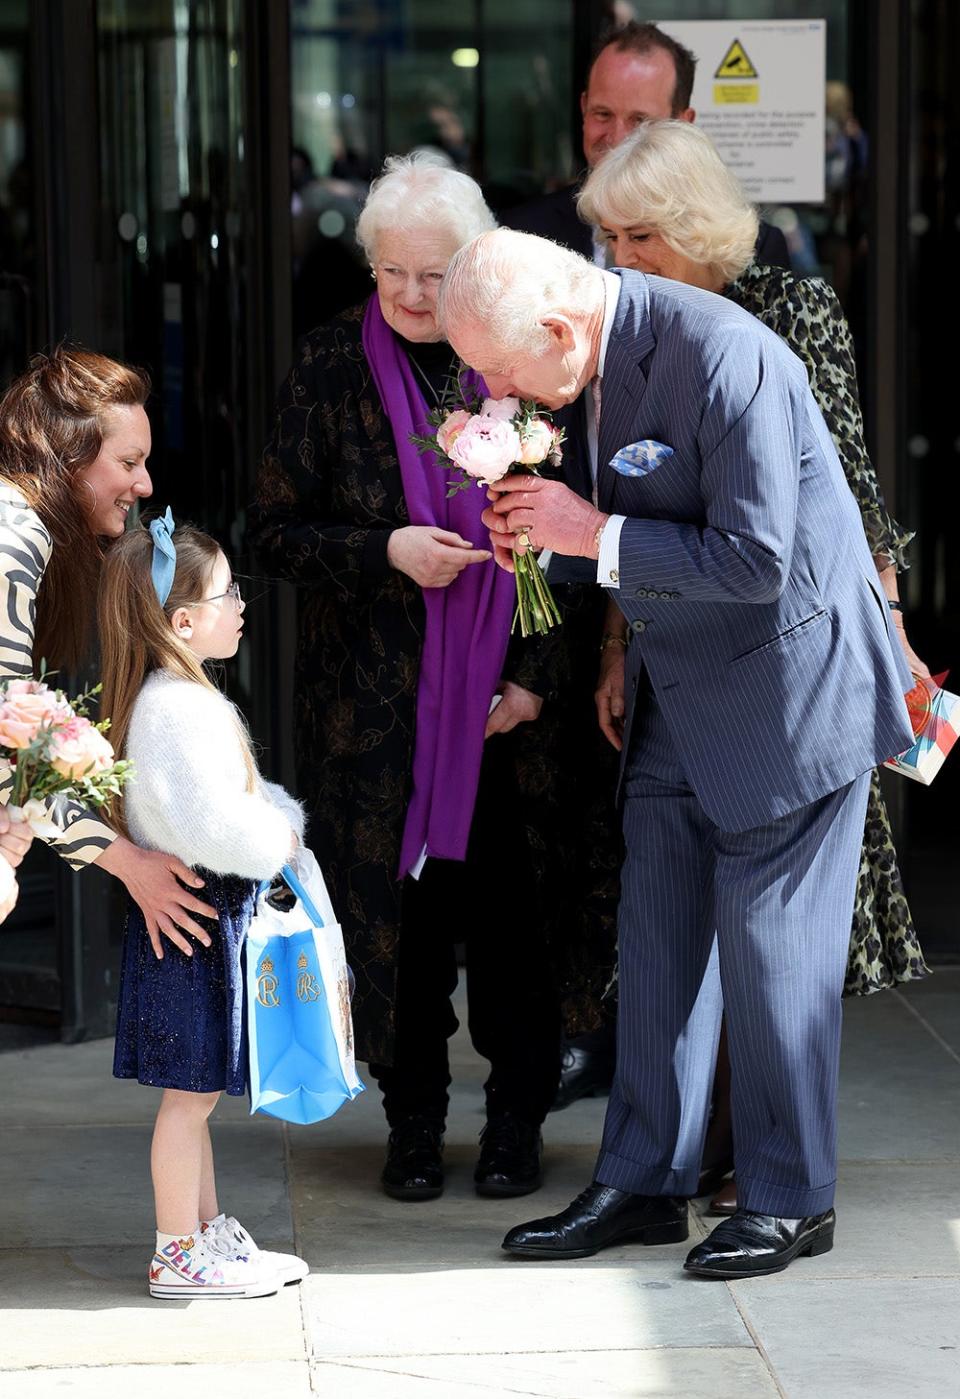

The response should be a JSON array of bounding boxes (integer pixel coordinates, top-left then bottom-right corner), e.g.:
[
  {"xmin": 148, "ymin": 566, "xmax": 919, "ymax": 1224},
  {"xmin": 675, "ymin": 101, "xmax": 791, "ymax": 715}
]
[
  {"xmin": 475, "ymin": 1113, "xmax": 543, "ymax": 1197},
  {"xmin": 382, "ymin": 1116, "xmax": 445, "ymax": 1201}
]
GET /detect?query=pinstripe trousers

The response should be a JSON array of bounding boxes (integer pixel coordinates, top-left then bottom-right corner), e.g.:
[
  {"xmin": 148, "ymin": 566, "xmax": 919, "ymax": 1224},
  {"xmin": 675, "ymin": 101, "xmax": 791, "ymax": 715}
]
[{"xmin": 596, "ymin": 685, "xmax": 871, "ymax": 1217}]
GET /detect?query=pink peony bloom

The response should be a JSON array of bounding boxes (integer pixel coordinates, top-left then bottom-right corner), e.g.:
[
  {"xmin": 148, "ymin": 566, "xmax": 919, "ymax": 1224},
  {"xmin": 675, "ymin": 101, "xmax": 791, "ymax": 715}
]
[
  {"xmin": 47, "ymin": 716, "xmax": 115, "ymax": 780},
  {"xmin": 448, "ymin": 415, "xmax": 521, "ymax": 484},
  {"xmin": 479, "ymin": 396, "xmax": 522, "ymax": 423},
  {"xmin": 0, "ymin": 686, "xmax": 72, "ymax": 750},
  {"xmin": 517, "ymin": 418, "xmax": 555, "ymax": 466},
  {"xmin": 436, "ymin": 408, "xmax": 473, "ymax": 456}
]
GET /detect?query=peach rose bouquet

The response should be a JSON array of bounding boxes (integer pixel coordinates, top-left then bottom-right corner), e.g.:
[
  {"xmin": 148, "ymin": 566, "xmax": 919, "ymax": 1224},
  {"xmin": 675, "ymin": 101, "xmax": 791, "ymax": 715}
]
[
  {"xmin": 0, "ymin": 675, "xmax": 131, "ymax": 835},
  {"xmin": 411, "ymin": 393, "xmax": 564, "ymax": 637}
]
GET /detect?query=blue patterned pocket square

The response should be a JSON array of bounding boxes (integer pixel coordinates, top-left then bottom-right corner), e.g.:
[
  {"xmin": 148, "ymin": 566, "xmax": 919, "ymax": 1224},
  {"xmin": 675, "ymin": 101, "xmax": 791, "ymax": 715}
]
[{"xmin": 609, "ymin": 439, "xmax": 674, "ymax": 477}]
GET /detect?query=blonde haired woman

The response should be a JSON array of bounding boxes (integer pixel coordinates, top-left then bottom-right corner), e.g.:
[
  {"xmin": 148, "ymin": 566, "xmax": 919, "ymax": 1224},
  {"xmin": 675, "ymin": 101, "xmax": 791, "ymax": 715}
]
[{"xmin": 579, "ymin": 118, "xmax": 929, "ymax": 1208}]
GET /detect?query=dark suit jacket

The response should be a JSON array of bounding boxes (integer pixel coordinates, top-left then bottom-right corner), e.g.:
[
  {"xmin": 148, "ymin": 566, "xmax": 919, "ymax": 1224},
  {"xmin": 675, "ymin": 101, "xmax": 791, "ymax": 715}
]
[
  {"xmin": 503, "ymin": 182, "xmax": 791, "ymax": 271},
  {"xmin": 598, "ymin": 270, "xmax": 912, "ymax": 830},
  {"xmin": 502, "ymin": 180, "xmax": 791, "ymax": 583}
]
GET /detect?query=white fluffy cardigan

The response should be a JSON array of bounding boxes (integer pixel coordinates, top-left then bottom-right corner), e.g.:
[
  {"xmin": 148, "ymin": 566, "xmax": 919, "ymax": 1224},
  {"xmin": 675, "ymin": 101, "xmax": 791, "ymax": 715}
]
[{"xmin": 124, "ymin": 670, "xmax": 304, "ymax": 881}]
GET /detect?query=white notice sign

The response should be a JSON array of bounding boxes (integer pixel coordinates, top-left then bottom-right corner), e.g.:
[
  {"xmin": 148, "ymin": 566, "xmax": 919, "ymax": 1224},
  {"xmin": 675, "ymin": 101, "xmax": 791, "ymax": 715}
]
[{"xmin": 658, "ymin": 20, "xmax": 826, "ymax": 204}]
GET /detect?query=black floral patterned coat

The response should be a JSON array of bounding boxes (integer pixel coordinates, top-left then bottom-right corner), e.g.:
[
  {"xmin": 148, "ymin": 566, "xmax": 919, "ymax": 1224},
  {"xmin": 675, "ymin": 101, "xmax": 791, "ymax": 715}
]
[{"xmin": 250, "ymin": 303, "xmax": 617, "ymax": 1064}]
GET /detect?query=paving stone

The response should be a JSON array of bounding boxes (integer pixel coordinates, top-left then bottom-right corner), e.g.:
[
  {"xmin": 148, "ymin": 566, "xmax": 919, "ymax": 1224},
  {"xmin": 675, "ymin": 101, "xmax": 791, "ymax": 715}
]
[
  {"xmin": 0, "ymin": 1248, "xmax": 306, "ymax": 1369},
  {"xmin": 838, "ymin": 989, "xmax": 960, "ymax": 1160},
  {"xmin": 0, "ymin": 1122, "xmax": 290, "ymax": 1249},
  {"xmin": 0, "ymin": 1037, "xmax": 280, "ymax": 1131},
  {"xmin": 732, "ymin": 1277, "xmax": 960, "ymax": 1398},
  {"xmin": 309, "ymin": 1348, "xmax": 779, "ymax": 1399},
  {"xmin": 302, "ymin": 1264, "xmax": 752, "ymax": 1358},
  {"xmin": 2, "ymin": 975, "xmax": 958, "ymax": 1395},
  {"xmin": 896, "ymin": 969, "xmax": 960, "ymax": 1059},
  {"xmin": 3, "ymin": 1362, "xmax": 312, "ymax": 1398}
]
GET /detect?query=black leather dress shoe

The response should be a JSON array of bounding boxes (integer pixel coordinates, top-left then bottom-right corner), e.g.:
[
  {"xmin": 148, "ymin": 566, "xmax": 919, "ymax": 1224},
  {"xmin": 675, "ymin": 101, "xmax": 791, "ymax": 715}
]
[
  {"xmin": 684, "ymin": 1208, "xmax": 836, "ymax": 1279},
  {"xmin": 381, "ymin": 1116, "xmax": 445, "ymax": 1201},
  {"xmin": 550, "ymin": 1046, "xmax": 616, "ymax": 1112},
  {"xmin": 502, "ymin": 1182, "xmax": 688, "ymax": 1259},
  {"xmin": 475, "ymin": 1114, "xmax": 543, "ymax": 1197}
]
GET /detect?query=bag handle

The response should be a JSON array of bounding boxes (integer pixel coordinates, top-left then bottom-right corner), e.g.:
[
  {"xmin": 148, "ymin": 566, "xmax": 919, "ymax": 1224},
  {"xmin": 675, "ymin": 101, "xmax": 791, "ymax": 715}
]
[{"xmin": 256, "ymin": 861, "xmax": 325, "ymax": 927}]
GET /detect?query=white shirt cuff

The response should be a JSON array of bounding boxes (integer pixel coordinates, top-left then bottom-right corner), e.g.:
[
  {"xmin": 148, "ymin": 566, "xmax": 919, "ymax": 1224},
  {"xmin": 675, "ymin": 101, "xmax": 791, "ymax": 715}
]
[{"xmin": 597, "ymin": 515, "xmax": 626, "ymax": 588}]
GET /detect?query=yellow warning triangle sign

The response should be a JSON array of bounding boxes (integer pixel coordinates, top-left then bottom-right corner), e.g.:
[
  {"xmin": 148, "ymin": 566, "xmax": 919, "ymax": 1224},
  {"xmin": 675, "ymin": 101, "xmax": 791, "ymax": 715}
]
[{"xmin": 715, "ymin": 39, "xmax": 758, "ymax": 79}]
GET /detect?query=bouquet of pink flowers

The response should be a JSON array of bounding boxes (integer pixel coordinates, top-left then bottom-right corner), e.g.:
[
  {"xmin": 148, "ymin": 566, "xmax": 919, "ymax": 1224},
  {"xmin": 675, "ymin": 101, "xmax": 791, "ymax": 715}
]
[
  {"xmin": 412, "ymin": 393, "xmax": 564, "ymax": 636},
  {"xmin": 0, "ymin": 675, "xmax": 131, "ymax": 835}
]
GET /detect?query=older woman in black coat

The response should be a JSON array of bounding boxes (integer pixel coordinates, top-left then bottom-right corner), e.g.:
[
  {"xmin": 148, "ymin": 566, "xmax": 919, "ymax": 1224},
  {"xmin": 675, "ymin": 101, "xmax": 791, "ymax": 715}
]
[{"xmin": 252, "ymin": 155, "xmax": 611, "ymax": 1202}]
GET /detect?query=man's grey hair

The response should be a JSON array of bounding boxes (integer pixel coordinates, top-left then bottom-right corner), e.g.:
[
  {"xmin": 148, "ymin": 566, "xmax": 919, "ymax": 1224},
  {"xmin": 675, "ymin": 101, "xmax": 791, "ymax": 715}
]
[
  {"xmin": 356, "ymin": 152, "xmax": 496, "ymax": 265},
  {"xmin": 439, "ymin": 229, "xmax": 602, "ymax": 357},
  {"xmin": 578, "ymin": 120, "xmax": 759, "ymax": 285}
]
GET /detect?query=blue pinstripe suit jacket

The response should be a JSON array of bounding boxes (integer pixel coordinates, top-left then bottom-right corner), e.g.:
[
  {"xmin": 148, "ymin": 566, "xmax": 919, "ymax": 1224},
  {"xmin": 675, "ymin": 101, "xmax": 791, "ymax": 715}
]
[{"xmin": 600, "ymin": 270, "xmax": 914, "ymax": 832}]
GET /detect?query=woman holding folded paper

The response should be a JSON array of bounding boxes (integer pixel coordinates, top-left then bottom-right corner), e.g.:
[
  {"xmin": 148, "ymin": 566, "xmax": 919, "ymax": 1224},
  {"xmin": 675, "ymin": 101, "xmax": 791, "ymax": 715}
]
[
  {"xmin": 579, "ymin": 118, "xmax": 930, "ymax": 1208},
  {"xmin": 252, "ymin": 155, "xmax": 577, "ymax": 1203}
]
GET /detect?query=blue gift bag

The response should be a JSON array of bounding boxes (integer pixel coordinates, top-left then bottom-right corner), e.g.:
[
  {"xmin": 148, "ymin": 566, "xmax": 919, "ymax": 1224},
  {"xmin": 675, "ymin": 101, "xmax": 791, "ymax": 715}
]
[{"xmin": 245, "ymin": 849, "xmax": 364, "ymax": 1124}]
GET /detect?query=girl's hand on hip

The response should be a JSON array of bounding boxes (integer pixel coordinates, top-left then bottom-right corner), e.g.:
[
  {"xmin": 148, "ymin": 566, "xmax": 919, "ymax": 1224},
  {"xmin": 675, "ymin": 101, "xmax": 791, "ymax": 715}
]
[
  {"xmin": 387, "ymin": 526, "xmax": 491, "ymax": 589},
  {"xmin": 96, "ymin": 838, "xmax": 218, "ymax": 959}
]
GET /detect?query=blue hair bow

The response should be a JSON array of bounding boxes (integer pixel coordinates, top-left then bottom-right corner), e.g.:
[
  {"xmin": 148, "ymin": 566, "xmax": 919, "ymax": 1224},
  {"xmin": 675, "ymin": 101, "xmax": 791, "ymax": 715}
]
[{"xmin": 149, "ymin": 507, "xmax": 177, "ymax": 605}]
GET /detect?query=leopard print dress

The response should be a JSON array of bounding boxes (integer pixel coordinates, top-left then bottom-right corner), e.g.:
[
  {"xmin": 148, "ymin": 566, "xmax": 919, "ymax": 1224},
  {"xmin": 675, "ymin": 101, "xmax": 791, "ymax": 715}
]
[{"xmin": 726, "ymin": 265, "xmax": 929, "ymax": 993}]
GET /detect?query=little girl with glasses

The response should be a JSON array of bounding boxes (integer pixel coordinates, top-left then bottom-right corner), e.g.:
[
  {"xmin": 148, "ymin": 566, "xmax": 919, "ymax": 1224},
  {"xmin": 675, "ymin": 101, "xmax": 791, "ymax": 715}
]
[{"xmin": 100, "ymin": 509, "xmax": 308, "ymax": 1300}]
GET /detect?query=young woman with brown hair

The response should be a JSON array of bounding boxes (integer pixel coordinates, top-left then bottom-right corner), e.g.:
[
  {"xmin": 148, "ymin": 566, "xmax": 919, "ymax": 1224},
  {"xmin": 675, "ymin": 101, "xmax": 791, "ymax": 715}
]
[
  {"xmin": 100, "ymin": 515, "xmax": 306, "ymax": 1299},
  {"xmin": 0, "ymin": 344, "xmax": 218, "ymax": 952}
]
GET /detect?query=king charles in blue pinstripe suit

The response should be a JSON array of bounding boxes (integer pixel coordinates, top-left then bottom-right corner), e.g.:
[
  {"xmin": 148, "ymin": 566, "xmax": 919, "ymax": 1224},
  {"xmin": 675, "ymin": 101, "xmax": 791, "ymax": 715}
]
[{"xmin": 442, "ymin": 230, "xmax": 914, "ymax": 1279}]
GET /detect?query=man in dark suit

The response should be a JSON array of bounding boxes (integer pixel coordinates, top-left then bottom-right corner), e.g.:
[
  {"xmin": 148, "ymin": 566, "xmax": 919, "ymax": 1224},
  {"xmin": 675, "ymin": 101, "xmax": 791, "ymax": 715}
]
[
  {"xmin": 505, "ymin": 21, "xmax": 789, "ymax": 269},
  {"xmin": 504, "ymin": 21, "xmax": 788, "ymax": 1111},
  {"xmin": 440, "ymin": 229, "xmax": 913, "ymax": 1278}
]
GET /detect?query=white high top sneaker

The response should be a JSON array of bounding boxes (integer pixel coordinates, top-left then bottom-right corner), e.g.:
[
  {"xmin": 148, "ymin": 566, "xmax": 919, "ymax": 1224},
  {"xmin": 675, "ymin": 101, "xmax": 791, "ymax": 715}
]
[
  {"xmin": 202, "ymin": 1215, "xmax": 309, "ymax": 1286},
  {"xmin": 149, "ymin": 1232, "xmax": 281, "ymax": 1300}
]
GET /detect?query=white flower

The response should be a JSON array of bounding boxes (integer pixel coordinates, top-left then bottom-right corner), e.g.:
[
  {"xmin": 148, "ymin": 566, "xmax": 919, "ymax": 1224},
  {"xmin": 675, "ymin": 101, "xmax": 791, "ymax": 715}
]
[{"xmin": 479, "ymin": 396, "xmax": 522, "ymax": 423}]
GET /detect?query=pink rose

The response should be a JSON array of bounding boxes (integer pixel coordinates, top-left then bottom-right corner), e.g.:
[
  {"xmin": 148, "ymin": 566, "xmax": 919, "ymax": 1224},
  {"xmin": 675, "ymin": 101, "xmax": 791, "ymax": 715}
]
[
  {"xmin": 448, "ymin": 415, "xmax": 521, "ymax": 484},
  {"xmin": 436, "ymin": 408, "xmax": 472, "ymax": 456},
  {"xmin": 0, "ymin": 685, "xmax": 71, "ymax": 750},
  {"xmin": 517, "ymin": 418, "xmax": 555, "ymax": 466},
  {"xmin": 479, "ymin": 396, "xmax": 521, "ymax": 423},
  {"xmin": 47, "ymin": 716, "xmax": 115, "ymax": 780}
]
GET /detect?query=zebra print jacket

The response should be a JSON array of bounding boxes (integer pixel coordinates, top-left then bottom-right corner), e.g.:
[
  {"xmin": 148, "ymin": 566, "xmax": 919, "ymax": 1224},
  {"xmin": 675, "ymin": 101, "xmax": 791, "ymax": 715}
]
[{"xmin": 0, "ymin": 484, "xmax": 116, "ymax": 870}]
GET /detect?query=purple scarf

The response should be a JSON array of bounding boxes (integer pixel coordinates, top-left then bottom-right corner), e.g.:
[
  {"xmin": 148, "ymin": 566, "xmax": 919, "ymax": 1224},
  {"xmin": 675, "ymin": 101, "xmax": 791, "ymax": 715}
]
[{"xmin": 362, "ymin": 296, "xmax": 516, "ymax": 879}]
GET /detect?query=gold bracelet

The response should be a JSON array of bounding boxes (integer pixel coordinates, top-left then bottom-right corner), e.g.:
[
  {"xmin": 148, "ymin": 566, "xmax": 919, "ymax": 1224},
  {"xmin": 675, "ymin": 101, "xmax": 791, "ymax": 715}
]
[{"xmin": 600, "ymin": 632, "xmax": 628, "ymax": 653}]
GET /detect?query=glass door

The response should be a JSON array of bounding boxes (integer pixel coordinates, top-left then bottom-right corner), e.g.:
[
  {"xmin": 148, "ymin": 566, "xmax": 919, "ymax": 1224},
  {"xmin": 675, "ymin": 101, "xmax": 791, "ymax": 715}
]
[
  {"xmin": 0, "ymin": 0, "xmax": 59, "ymax": 1033},
  {"xmin": 288, "ymin": 0, "xmax": 575, "ymax": 331}
]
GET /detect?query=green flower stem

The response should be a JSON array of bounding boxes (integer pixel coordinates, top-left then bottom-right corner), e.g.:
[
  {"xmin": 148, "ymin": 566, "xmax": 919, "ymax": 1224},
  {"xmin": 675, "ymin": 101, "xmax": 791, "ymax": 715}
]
[
  {"xmin": 10, "ymin": 756, "xmax": 26, "ymax": 808},
  {"xmin": 513, "ymin": 550, "xmax": 562, "ymax": 637}
]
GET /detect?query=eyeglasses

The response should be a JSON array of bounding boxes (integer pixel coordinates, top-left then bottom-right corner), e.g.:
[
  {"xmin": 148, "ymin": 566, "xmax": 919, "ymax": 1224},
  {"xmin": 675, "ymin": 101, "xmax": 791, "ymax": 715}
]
[
  {"xmin": 374, "ymin": 263, "xmax": 446, "ymax": 289},
  {"xmin": 186, "ymin": 580, "xmax": 243, "ymax": 608}
]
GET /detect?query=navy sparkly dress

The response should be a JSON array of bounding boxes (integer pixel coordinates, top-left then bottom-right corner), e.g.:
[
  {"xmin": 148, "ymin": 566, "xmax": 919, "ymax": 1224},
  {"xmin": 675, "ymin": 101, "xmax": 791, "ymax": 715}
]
[{"xmin": 113, "ymin": 870, "xmax": 257, "ymax": 1096}]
